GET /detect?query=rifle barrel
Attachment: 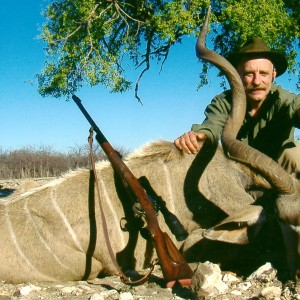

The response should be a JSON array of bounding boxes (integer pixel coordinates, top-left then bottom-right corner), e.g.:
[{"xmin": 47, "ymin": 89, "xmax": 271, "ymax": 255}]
[{"xmin": 72, "ymin": 95, "xmax": 107, "ymax": 143}]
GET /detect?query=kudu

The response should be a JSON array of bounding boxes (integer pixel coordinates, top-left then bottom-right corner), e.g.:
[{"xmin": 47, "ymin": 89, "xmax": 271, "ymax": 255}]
[
  {"xmin": 0, "ymin": 138, "xmax": 275, "ymax": 283},
  {"xmin": 197, "ymin": 6, "xmax": 300, "ymax": 281}
]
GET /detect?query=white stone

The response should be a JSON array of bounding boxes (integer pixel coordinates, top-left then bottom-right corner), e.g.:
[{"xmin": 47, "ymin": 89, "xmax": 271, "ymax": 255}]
[
  {"xmin": 99, "ymin": 289, "xmax": 119, "ymax": 299},
  {"xmin": 19, "ymin": 285, "xmax": 33, "ymax": 296},
  {"xmin": 260, "ymin": 286, "xmax": 282, "ymax": 298},
  {"xmin": 238, "ymin": 281, "xmax": 252, "ymax": 291},
  {"xmin": 248, "ymin": 262, "xmax": 276, "ymax": 281},
  {"xmin": 192, "ymin": 261, "xmax": 228, "ymax": 298},
  {"xmin": 61, "ymin": 286, "xmax": 78, "ymax": 294},
  {"xmin": 223, "ymin": 273, "xmax": 240, "ymax": 283},
  {"xmin": 119, "ymin": 292, "xmax": 134, "ymax": 300},
  {"xmin": 90, "ymin": 293, "xmax": 105, "ymax": 300},
  {"xmin": 77, "ymin": 284, "xmax": 92, "ymax": 291},
  {"xmin": 19, "ymin": 284, "xmax": 41, "ymax": 296},
  {"xmin": 230, "ymin": 290, "xmax": 242, "ymax": 296}
]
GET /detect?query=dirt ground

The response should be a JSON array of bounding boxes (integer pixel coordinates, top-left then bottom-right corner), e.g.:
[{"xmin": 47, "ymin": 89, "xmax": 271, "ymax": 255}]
[{"xmin": 0, "ymin": 264, "xmax": 299, "ymax": 300}]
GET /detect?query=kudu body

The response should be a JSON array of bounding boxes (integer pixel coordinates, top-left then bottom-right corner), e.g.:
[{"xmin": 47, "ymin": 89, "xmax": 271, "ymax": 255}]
[
  {"xmin": 197, "ymin": 7, "xmax": 300, "ymax": 280},
  {"xmin": 0, "ymin": 141, "xmax": 270, "ymax": 283}
]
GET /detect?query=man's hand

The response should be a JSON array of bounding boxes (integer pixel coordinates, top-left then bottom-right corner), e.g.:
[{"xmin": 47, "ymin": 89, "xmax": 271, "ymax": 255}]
[{"xmin": 174, "ymin": 131, "xmax": 208, "ymax": 154}]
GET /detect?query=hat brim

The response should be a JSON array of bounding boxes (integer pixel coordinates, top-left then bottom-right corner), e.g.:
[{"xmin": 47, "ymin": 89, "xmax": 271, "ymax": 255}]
[{"xmin": 227, "ymin": 51, "xmax": 288, "ymax": 77}]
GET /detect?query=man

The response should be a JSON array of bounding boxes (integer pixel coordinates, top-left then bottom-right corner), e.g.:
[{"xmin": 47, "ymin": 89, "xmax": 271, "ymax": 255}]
[{"xmin": 174, "ymin": 37, "xmax": 300, "ymax": 174}]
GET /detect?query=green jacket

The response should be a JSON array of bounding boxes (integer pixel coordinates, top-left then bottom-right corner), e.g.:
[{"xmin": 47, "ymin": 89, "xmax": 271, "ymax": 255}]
[{"xmin": 192, "ymin": 84, "xmax": 300, "ymax": 160}]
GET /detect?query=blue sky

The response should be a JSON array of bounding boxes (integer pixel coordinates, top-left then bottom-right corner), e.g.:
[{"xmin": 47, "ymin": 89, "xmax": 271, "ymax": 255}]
[{"xmin": 1, "ymin": 1, "xmax": 299, "ymax": 153}]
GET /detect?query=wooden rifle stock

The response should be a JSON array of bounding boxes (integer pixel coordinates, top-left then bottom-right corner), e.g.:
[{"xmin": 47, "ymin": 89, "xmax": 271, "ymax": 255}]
[{"xmin": 72, "ymin": 95, "xmax": 193, "ymax": 288}]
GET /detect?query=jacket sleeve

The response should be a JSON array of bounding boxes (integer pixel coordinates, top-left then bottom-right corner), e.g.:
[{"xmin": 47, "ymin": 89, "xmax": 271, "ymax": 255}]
[
  {"xmin": 294, "ymin": 108, "xmax": 300, "ymax": 128},
  {"xmin": 275, "ymin": 85, "xmax": 300, "ymax": 128},
  {"xmin": 191, "ymin": 91, "xmax": 231, "ymax": 145}
]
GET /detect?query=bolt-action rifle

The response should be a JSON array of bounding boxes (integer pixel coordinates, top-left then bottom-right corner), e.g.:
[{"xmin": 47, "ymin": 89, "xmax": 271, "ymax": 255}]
[{"xmin": 73, "ymin": 95, "xmax": 193, "ymax": 288}]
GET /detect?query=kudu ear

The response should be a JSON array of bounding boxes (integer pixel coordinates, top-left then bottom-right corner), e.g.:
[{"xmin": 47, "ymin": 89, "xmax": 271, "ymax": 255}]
[{"xmin": 203, "ymin": 205, "xmax": 266, "ymax": 244}]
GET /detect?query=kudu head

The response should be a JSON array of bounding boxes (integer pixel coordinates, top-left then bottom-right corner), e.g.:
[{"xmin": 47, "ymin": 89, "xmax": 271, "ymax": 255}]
[{"xmin": 196, "ymin": 6, "xmax": 300, "ymax": 280}]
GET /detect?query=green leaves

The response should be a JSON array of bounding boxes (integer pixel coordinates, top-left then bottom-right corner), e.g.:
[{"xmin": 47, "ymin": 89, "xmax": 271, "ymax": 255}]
[{"xmin": 37, "ymin": 0, "xmax": 300, "ymax": 100}]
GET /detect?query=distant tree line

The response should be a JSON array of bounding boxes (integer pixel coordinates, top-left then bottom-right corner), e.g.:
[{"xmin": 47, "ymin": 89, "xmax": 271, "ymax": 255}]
[{"xmin": 0, "ymin": 144, "xmax": 128, "ymax": 180}]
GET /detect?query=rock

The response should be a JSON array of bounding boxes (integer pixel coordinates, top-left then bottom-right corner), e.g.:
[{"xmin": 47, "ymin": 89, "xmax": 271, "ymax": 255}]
[
  {"xmin": 191, "ymin": 262, "xmax": 228, "ymax": 299},
  {"xmin": 248, "ymin": 262, "xmax": 277, "ymax": 282},
  {"xmin": 260, "ymin": 286, "xmax": 282, "ymax": 299},
  {"xmin": 237, "ymin": 281, "xmax": 252, "ymax": 291},
  {"xmin": 19, "ymin": 285, "xmax": 33, "ymax": 296},
  {"xmin": 61, "ymin": 286, "xmax": 79, "ymax": 295},
  {"xmin": 77, "ymin": 284, "xmax": 92, "ymax": 292},
  {"xmin": 99, "ymin": 289, "xmax": 119, "ymax": 299},
  {"xmin": 90, "ymin": 293, "xmax": 105, "ymax": 300},
  {"xmin": 17, "ymin": 284, "xmax": 41, "ymax": 296},
  {"xmin": 222, "ymin": 273, "xmax": 240, "ymax": 284},
  {"xmin": 230, "ymin": 290, "xmax": 242, "ymax": 296},
  {"xmin": 119, "ymin": 292, "xmax": 134, "ymax": 300}
]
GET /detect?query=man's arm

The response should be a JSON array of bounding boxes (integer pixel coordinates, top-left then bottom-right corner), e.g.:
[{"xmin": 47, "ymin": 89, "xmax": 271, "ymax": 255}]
[{"xmin": 174, "ymin": 91, "xmax": 232, "ymax": 153}]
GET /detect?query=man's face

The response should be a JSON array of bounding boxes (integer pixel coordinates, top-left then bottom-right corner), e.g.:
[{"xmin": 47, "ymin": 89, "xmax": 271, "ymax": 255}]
[{"xmin": 236, "ymin": 58, "xmax": 276, "ymax": 103}]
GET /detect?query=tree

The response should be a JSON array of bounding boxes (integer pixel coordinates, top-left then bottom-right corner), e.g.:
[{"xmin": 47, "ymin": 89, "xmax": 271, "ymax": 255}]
[{"xmin": 37, "ymin": 0, "xmax": 300, "ymax": 101}]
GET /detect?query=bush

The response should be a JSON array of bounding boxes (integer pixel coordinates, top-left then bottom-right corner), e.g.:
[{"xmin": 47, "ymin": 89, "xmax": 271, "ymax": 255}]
[{"xmin": 0, "ymin": 144, "xmax": 128, "ymax": 179}]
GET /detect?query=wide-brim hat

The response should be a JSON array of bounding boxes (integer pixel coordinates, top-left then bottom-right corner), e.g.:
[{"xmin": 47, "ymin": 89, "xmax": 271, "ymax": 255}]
[{"xmin": 227, "ymin": 37, "xmax": 288, "ymax": 77}]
